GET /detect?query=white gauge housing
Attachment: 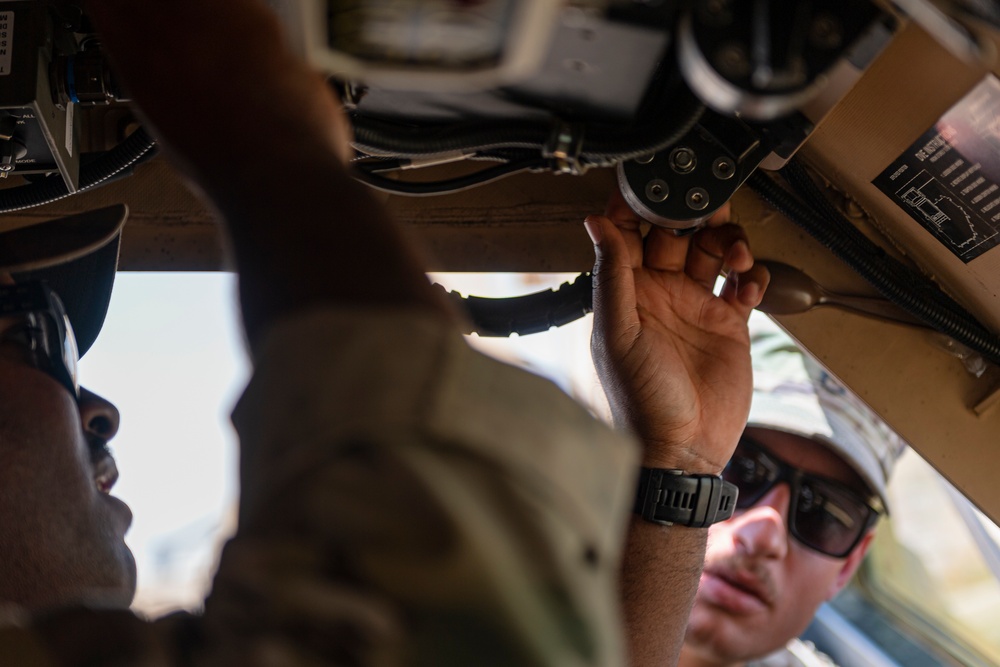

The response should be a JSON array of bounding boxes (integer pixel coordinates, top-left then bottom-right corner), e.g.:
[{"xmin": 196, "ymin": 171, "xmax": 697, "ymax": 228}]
[{"xmin": 268, "ymin": 0, "xmax": 562, "ymax": 91}]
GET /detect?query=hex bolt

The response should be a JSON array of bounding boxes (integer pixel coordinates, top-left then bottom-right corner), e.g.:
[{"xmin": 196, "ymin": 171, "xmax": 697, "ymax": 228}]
[
  {"xmin": 686, "ymin": 188, "xmax": 710, "ymax": 210},
  {"xmin": 670, "ymin": 147, "xmax": 697, "ymax": 174},
  {"xmin": 645, "ymin": 179, "xmax": 669, "ymax": 203},
  {"xmin": 712, "ymin": 156, "xmax": 735, "ymax": 180}
]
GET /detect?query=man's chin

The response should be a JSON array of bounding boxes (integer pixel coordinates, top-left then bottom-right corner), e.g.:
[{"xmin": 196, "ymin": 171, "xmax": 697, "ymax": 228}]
[
  {"xmin": 74, "ymin": 544, "xmax": 137, "ymax": 610},
  {"xmin": 684, "ymin": 598, "xmax": 771, "ymax": 666},
  {"xmin": 119, "ymin": 543, "xmax": 138, "ymax": 606}
]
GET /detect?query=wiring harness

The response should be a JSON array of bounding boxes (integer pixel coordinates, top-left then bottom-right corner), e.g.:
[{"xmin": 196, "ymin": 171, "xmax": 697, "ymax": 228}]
[
  {"xmin": 0, "ymin": 127, "xmax": 158, "ymax": 214},
  {"xmin": 750, "ymin": 160, "xmax": 1000, "ymax": 366},
  {"xmin": 350, "ymin": 87, "xmax": 705, "ymax": 195}
]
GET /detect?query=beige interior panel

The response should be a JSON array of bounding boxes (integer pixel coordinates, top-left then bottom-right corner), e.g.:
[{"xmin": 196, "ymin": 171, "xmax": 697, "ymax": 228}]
[
  {"xmin": 0, "ymin": 159, "xmax": 614, "ymax": 272},
  {"xmin": 801, "ymin": 22, "xmax": 1000, "ymax": 329}
]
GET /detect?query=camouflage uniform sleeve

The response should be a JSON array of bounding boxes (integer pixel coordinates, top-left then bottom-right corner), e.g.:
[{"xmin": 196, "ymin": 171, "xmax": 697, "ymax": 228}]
[{"xmin": 198, "ymin": 308, "xmax": 640, "ymax": 666}]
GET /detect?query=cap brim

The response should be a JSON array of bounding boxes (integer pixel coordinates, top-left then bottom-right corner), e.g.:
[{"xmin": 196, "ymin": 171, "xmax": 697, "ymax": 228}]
[{"xmin": 7, "ymin": 208, "xmax": 125, "ymax": 357}]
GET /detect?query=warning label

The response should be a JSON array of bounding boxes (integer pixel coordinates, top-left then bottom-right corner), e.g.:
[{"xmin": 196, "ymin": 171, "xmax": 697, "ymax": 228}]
[
  {"xmin": 0, "ymin": 12, "xmax": 12, "ymax": 76},
  {"xmin": 874, "ymin": 75, "xmax": 1000, "ymax": 263}
]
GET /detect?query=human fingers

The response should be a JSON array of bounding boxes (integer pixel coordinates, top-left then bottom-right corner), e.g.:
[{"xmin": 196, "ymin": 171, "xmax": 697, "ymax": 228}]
[
  {"xmin": 720, "ymin": 262, "xmax": 771, "ymax": 321},
  {"xmin": 704, "ymin": 202, "xmax": 732, "ymax": 227},
  {"xmin": 604, "ymin": 188, "xmax": 642, "ymax": 223},
  {"xmin": 586, "ymin": 215, "xmax": 640, "ymax": 351},
  {"xmin": 640, "ymin": 225, "xmax": 692, "ymax": 273},
  {"xmin": 684, "ymin": 223, "xmax": 752, "ymax": 291},
  {"xmin": 604, "ymin": 190, "xmax": 645, "ymax": 270},
  {"xmin": 636, "ymin": 193, "xmax": 733, "ymax": 273}
]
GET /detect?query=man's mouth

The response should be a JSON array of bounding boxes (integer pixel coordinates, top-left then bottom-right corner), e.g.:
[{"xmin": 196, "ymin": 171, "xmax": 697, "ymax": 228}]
[
  {"xmin": 89, "ymin": 440, "xmax": 119, "ymax": 494},
  {"xmin": 699, "ymin": 564, "xmax": 776, "ymax": 614},
  {"xmin": 713, "ymin": 569, "xmax": 773, "ymax": 605}
]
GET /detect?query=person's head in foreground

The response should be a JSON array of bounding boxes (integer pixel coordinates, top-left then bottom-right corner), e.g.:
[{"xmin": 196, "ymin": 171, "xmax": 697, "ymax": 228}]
[
  {"xmin": 0, "ymin": 215, "xmax": 134, "ymax": 612},
  {"xmin": 680, "ymin": 316, "xmax": 906, "ymax": 667}
]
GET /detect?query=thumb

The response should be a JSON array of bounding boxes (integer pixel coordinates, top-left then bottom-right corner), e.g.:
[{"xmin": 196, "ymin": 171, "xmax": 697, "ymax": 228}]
[{"xmin": 586, "ymin": 215, "xmax": 639, "ymax": 352}]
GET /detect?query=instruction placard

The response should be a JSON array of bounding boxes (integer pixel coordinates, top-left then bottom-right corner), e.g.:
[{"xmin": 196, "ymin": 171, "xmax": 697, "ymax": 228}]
[
  {"xmin": 874, "ymin": 75, "xmax": 1000, "ymax": 263},
  {"xmin": 0, "ymin": 12, "xmax": 12, "ymax": 76}
]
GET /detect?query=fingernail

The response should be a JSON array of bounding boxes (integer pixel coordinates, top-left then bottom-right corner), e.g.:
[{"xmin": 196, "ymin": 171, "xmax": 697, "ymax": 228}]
[
  {"xmin": 584, "ymin": 217, "xmax": 602, "ymax": 245},
  {"xmin": 742, "ymin": 282, "xmax": 760, "ymax": 306}
]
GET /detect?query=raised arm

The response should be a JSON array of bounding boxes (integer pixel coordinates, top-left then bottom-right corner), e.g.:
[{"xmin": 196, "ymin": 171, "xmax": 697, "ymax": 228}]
[
  {"xmin": 81, "ymin": 4, "xmax": 642, "ymax": 666},
  {"xmin": 587, "ymin": 193, "xmax": 769, "ymax": 666},
  {"xmin": 83, "ymin": 0, "xmax": 456, "ymax": 346}
]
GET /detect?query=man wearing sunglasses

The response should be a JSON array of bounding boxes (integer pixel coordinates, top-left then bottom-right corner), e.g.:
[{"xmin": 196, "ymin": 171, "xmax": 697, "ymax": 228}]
[
  {"xmin": 0, "ymin": 224, "xmax": 135, "ymax": 613},
  {"xmin": 674, "ymin": 318, "xmax": 905, "ymax": 667}
]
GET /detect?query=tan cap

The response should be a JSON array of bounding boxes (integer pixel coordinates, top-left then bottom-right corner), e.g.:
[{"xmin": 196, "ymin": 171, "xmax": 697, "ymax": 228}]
[{"xmin": 747, "ymin": 314, "xmax": 906, "ymax": 511}]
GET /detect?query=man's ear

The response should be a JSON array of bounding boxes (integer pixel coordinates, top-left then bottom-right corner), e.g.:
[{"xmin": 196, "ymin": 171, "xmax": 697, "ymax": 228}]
[{"xmin": 826, "ymin": 530, "xmax": 875, "ymax": 599}]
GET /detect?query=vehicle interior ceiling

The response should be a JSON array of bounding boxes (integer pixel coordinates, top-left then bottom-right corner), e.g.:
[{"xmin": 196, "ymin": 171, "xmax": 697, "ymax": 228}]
[{"xmin": 3, "ymin": 0, "xmax": 1000, "ymax": 529}]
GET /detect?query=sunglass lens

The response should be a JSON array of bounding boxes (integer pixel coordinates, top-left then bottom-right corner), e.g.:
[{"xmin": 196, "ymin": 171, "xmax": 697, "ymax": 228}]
[
  {"xmin": 60, "ymin": 313, "xmax": 80, "ymax": 395},
  {"xmin": 792, "ymin": 478, "xmax": 870, "ymax": 557},
  {"xmin": 724, "ymin": 444, "xmax": 779, "ymax": 509}
]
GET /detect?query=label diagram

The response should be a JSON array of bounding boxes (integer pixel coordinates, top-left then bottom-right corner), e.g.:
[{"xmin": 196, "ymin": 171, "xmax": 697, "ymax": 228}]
[
  {"xmin": 895, "ymin": 170, "xmax": 983, "ymax": 251},
  {"xmin": 874, "ymin": 75, "xmax": 1000, "ymax": 263}
]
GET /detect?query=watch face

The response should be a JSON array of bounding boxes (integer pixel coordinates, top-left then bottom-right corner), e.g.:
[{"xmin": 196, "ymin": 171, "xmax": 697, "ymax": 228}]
[{"xmin": 327, "ymin": 0, "xmax": 516, "ymax": 70}]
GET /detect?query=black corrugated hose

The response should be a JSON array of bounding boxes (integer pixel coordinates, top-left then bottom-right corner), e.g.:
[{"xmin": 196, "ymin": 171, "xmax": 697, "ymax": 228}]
[
  {"xmin": 749, "ymin": 164, "xmax": 1000, "ymax": 366},
  {"xmin": 780, "ymin": 161, "xmax": 980, "ymax": 327},
  {"xmin": 0, "ymin": 126, "xmax": 158, "ymax": 213},
  {"xmin": 437, "ymin": 273, "xmax": 594, "ymax": 337}
]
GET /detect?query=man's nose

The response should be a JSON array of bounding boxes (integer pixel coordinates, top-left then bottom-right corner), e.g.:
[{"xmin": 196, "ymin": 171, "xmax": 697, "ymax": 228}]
[
  {"xmin": 78, "ymin": 387, "xmax": 121, "ymax": 441},
  {"xmin": 732, "ymin": 484, "xmax": 791, "ymax": 560}
]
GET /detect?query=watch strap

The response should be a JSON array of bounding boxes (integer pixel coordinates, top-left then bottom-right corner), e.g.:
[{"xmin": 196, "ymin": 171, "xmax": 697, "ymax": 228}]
[{"xmin": 634, "ymin": 467, "xmax": 739, "ymax": 528}]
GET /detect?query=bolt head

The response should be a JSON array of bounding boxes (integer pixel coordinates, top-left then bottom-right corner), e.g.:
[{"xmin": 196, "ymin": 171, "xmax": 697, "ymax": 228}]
[
  {"xmin": 686, "ymin": 188, "xmax": 710, "ymax": 210},
  {"xmin": 645, "ymin": 179, "xmax": 670, "ymax": 203}
]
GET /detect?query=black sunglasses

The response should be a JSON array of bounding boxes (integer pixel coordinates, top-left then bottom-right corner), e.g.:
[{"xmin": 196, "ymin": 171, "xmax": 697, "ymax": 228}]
[
  {"xmin": 0, "ymin": 282, "xmax": 80, "ymax": 399},
  {"xmin": 722, "ymin": 435, "xmax": 883, "ymax": 558}
]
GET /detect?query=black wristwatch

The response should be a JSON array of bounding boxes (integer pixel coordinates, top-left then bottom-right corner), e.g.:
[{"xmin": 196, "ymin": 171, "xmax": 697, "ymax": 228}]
[{"xmin": 633, "ymin": 467, "xmax": 739, "ymax": 528}]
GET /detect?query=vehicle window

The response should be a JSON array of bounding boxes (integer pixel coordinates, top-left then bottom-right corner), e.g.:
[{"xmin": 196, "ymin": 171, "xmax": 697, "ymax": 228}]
[
  {"xmin": 80, "ymin": 272, "xmax": 247, "ymax": 615},
  {"xmin": 89, "ymin": 271, "xmax": 596, "ymax": 615},
  {"xmin": 861, "ymin": 448, "xmax": 1000, "ymax": 665}
]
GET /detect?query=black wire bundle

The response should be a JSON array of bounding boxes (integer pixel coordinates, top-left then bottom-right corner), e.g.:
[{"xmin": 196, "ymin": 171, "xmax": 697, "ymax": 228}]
[
  {"xmin": 348, "ymin": 88, "xmax": 705, "ymax": 196},
  {"xmin": 353, "ymin": 157, "xmax": 548, "ymax": 196},
  {"xmin": 750, "ymin": 161, "xmax": 1000, "ymax": 366},
  {"xmin": 0, "ymin": 127, "xmax": 158, "ymax": 213},
  {"xmin": 350, "ymin": 98, "xmax": 704, "ymax": 167}
]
